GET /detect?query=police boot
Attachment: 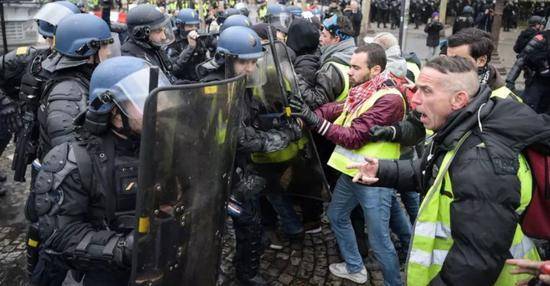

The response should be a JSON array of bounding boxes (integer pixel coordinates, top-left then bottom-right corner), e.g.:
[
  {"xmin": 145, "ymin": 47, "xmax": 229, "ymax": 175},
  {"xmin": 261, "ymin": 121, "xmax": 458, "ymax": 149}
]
[{"xmin": 234, "ymin": 215, "xmax": 265, "ymax": 285}]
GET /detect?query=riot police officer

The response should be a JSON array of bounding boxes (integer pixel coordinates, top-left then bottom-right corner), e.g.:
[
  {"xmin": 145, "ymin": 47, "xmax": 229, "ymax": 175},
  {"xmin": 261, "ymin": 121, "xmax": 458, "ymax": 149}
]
[
  {"xmin": 122, "ymin": 4, "xmax": 176, "ymax": 82},
  {"xmin": 452, "ymin": 5, "xmax": 475, "ymax": 34},
  {"xmin": 30, "ymin": 56, "xmax": 168, "ymax": 286},
  {"xmin": 513, "ymin": 16, "xmax": 545, "ymax": 54},
  {"xmin": 166, "ymin": 8, "xmax": 206, "ymax": 82},
  {"xmin": 37, "ymin": 13, "xmax": 113, "ymax": 160},
  {"xmin": 507, "ymin": 29, "xmax": 550, "ymax": 113},
  {"xmin": 0, "ymin": 1, "xmax": 80, "ymax": 189},
  {"xmin": 197, "ymin": 26, "xmax": 302, "ymax": 285}
]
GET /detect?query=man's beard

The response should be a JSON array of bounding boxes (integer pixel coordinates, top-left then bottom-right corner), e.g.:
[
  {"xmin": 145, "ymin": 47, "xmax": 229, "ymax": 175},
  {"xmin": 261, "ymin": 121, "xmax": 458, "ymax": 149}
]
[{"xmin": 350, "ymin": 75, "xmax": 370, "ymax": 87}]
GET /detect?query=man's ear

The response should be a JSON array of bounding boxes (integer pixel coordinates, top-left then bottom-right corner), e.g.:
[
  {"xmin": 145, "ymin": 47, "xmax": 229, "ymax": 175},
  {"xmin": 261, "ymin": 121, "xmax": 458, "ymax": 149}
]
[
  {"xmin": 111, "ymin": 108, "xmax": 123, "ymax": 129},
  {"xmin": 451, "ymin": 90, "xmax": 470, "ymax": 110},
  {"xmin": 475, "ymin": 55, "xmax": 488, "ymax": 68},
  {"xmin": 370, "ymin": 65, "xmax": 382, "ymax": 76}
]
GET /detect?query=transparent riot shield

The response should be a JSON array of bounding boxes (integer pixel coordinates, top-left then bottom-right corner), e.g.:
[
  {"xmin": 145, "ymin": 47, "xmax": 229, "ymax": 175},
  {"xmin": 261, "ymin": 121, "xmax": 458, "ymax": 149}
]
[
  {"xmin": 252, "ymin": 40, "xmax": 330, "ymax": 201},
  {"xmin": 131, "ymin": 75, "xmax": 246, "ymax": 286}
]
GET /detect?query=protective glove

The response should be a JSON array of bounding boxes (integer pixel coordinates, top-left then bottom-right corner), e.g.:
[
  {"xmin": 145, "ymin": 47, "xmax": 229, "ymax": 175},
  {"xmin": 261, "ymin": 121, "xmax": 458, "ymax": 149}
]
[
  {"xmin": 289, "ymin": 95, "xmax": 322, "ymax": 128},
  {"xmin": 113, "ymin": 231, "xmax": 134, "ymax": 268},
  {"xmin": 369, "ymin": 125, "xmax": 399, "ymax": 142},
  {"xmin": 0, "ymin": 92, "xmax": 22, "ymax": 133},
  {"xmin": 232, "ymin": 167, "xmax": 266, "ymax": 201},
  {"xmin": 282, "ymin": 121, "xmax": 303, "ymax": 142}
]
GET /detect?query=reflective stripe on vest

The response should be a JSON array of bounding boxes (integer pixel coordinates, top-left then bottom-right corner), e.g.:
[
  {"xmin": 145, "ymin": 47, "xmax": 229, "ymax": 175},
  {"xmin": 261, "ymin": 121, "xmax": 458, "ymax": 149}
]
[
  {"xmin": 406, "ymin": 61, "xmax": 420, "ymax": 83},
  {"xmin": 326, "ymin": 61, "xmax": 350, "ymax": 102},
  {"xmin": 327, "ymin": 88, "xmax": 405, "ymax": 177},
  {"xmin": 251, "ymin": 136, "xmax": 309, "ymax": 164},
  {"xmin": 491, "ymin": 86, "xmax": 523, "ymax": 103},
  {"xmin": 407, "ymin": 131, "xmax": 540, "ymax": 286}
]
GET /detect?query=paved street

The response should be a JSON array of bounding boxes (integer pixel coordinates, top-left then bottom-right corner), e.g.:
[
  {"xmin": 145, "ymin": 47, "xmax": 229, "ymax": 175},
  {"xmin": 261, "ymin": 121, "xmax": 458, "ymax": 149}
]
[{"xmin": 0, "ymin": 22, "xmax": 526, "ymax": 285}]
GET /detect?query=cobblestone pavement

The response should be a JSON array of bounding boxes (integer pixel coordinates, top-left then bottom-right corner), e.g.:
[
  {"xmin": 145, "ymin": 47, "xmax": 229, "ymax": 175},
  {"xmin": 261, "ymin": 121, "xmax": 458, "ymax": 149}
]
[{"xmin": 218, "ymin": 220, "xmax": 401, "ymax": 286}]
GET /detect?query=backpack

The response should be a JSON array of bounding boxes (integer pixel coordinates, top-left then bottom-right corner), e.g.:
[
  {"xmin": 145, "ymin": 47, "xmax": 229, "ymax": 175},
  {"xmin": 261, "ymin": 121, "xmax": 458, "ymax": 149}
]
[{"xmin": 521, "ymin": 147, "xmax": 550, "ymax": 240}]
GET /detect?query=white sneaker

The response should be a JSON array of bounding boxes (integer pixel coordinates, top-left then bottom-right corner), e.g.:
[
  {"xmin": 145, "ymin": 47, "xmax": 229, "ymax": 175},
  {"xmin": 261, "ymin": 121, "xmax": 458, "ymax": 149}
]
[{"xmin": 329, "ymin": 262, "xmax": 368, "ymax": 284}]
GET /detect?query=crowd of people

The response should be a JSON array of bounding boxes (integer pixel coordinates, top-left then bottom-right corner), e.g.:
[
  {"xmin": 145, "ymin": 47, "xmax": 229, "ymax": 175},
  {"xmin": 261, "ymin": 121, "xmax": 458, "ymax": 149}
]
[{"xmin": 0, "ymin": 0, "xmax": 549, "ymax": 286}]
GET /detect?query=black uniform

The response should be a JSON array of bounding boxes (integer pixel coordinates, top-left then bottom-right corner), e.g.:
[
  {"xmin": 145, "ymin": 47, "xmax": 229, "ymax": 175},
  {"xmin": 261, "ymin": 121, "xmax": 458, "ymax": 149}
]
[
  {"xmin": 197, "ymin": 59, "xmax": 301, "ymax": 285},
  {"xmin": 165, "ymin": 30, "xmax": 214, "ymax": 82},
  {"xmin": 36, "ymin": 53, "xmax": 92, "ymax": 159},
  {"xmin": 514, "ymin": 26, "xmax": 540, "ymax": 54},
  {"xmin": 121, "ymin": 39, "xmax": 176, "ymax": 82},
  {"xmin": 452, "ymin": 14, "xmax": 475, "ymax": 34},
  {"xmin": 30, "ymin": 132, "xmax": 137, "ymax": 286},
  {"xmin": 0, "ymin": 47, "xmax": 51, "ymax": 171}
]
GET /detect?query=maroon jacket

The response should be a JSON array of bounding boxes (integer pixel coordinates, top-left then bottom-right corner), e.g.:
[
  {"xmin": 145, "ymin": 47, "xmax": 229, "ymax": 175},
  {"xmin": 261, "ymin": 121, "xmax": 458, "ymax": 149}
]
[{"xmin": 313, "ymin": 88, "xmax": 404, "ymax": 150}]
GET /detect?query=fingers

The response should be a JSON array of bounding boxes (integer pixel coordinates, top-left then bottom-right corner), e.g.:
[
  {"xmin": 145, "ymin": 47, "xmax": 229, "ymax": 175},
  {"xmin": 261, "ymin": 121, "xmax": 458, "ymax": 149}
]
[
  {"xmin": 507, "ymin": 259, "xmax": 542, "ymax": 270},
  {"xmin": 540, "ymin": 274, "xmax": 550, "ymax": 284},
  {"xmin": 346, "ymin": 162, "xmax": 365, "ymax": 170}
]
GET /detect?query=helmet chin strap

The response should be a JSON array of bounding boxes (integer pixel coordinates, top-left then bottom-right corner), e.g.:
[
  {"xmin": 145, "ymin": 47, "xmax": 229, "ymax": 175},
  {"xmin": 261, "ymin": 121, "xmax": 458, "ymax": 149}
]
[{"xmin": 113, "ymin": 113, "xmax": 141, "ymax": 143}]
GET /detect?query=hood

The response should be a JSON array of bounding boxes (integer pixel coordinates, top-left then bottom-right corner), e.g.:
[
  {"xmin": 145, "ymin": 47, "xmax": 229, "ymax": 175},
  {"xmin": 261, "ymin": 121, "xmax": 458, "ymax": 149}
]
[
  {"xmin": 435, "ymin": 84, "xmax": 550, "ymax": 155},
  {"xmin": 42, "ymin": 52, "xmax": 91, "ymax": 73},
  {"xmin": 286, "ymin": 17, "xmax": 320, "ymax": 56},
  {"xmin": 385, "ymin": 45, "xmax": 407, "ymax": 78},
  {"xmin": 320, "ymin": 38, "xmax": 355, "ymax": 65}
]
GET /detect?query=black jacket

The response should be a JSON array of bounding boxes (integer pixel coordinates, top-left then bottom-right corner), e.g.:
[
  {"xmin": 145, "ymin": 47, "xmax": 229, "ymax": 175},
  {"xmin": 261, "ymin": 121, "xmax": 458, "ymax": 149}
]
[
  {"xmin": 376, "ymin": 85, "xmax": 550, "ymax": 285},
  {"xmin": 121, "ymin": 38, "xmax": 175, "ymax": 82},
  {"xmin": 514, "ymin": 27, "xmax": 540, "ymax": 54},
  {"xmin": 424, "ymin": 21, "xmax": 444, "ymax": 47}
]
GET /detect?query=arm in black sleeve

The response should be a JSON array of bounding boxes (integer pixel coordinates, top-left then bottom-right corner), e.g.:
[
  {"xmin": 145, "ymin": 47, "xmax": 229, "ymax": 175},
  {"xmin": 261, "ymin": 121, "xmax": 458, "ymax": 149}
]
[
  {"xmin": 299, "ymin": 63, "xmax": 345, "ymax": 109},
  {"xmin": 429, "ymin": 144, "xmax": 520, "ymax": 285},
  {"xmin": 376, "ymin": 157, "xmax": 422, "ymax": 193},
  {"xmin": 237, "ymin": 123, "xmax": 301, "ymax": 154},
  {"xmin": 44, "ymin": 80, "xmax": 88, "ymax": 148},
  {"xmin": 34, "ymin": 144, "xmax": 131, "ymax": 271},
  {"xmin": 396, "ymin": 111, "xmax": 427, "ymax": 146}
]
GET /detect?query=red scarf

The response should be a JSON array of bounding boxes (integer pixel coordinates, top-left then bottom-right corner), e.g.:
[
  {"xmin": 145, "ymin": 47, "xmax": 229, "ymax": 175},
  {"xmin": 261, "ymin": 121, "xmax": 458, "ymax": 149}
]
[{"xmin": 345, "ymin": 71, "xmax": 393, "ymax": 114}]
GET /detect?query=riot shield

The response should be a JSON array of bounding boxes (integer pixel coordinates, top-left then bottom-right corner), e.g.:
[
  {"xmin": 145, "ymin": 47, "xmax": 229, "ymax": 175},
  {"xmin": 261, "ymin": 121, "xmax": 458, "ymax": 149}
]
[
  {"xmin": 131, "ymin": 75, "xmax": 246, "ymax": 286},
  {"xmin": 253, "ymin": 40, "xmax": 330, "ymax": 202}
]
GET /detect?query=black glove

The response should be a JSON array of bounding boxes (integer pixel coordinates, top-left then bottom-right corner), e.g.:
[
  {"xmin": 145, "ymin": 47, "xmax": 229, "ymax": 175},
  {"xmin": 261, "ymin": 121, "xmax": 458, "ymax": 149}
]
[
  {"xmin": 289, "ymin": 95, "xmax": 322, "ymax": 128},
  {"xmin": 0, "ymin": 93, "xmax": 22, "ymax": 133},
  {"xmin": 233, "ymin": 167, "xmax": 266, "ymax": 200},
  {"xmin": 369, "ymin": 125, "xmax": 399, "ymax": 142},
  {"xmin": 113, "ymin": 231, "xmax": 134, "ymax": 268},
  {"xmin": 282, "ymin": 122, "xmax": 303, "ymax": 142}
]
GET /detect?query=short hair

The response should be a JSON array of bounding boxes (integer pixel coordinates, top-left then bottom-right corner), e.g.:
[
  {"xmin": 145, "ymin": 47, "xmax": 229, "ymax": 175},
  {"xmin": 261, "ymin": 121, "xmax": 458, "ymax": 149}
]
[
  {"xmin": 424, "ymin": 56, "xmax": 479, "ymax": 97},
  {"xmin": 448, "ymin": 28, "xmax": 494, "ymax": 62},
  {"xmin": 355, "ymin": 44, "xmax": 387, "ymax": 70},
  {"xmin": 373, "ymin": 32, "xmax": 399, "ymax": 50}
]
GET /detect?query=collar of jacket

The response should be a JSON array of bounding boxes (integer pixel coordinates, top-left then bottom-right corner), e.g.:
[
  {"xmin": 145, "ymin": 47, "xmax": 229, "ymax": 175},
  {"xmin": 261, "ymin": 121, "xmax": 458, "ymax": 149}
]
[
  {"xmin": 320, "ymin": 38, "xmax": 356, "ymax": 65},
  {"xmin": 42, "ymin": 52, "xmax": 92, "ymax": 73}
]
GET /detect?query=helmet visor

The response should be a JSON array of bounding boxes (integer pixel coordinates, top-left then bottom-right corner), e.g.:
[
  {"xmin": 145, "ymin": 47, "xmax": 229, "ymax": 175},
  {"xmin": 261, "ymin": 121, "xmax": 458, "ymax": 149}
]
[
  {"xmin": 34, "ymin": 2, "xmax": 76, "ymax": 26},
  {"xmin": 245, "ymin": 53, "xmax": 268, "ymax": 88},
  {"xmin": 149, "ymin": 16, "xmax": 176, "ymax": 47},
  {"xmin": 270, "ymin": 13, "xmax": 292, "ymax": 33},
  {"xmin": 110, "ymin": 67, "xmax": 171, "ymax": 119}
]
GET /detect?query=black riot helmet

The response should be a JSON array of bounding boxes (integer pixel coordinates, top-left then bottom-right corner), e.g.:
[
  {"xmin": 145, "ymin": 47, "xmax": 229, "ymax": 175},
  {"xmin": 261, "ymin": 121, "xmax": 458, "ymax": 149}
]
[{"xmin": 126, "ymin": 4, "xmax": 175, "ymax": 47}]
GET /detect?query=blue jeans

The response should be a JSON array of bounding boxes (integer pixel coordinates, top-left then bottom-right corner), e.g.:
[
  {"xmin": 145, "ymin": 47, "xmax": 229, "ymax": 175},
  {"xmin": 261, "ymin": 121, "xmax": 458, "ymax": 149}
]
[
  {"xmin": 400, "ymin": 191, "xmax": 420, "ymax": 224},
  {"xmin": 266, "ymin": 194, "xmax": 303, "ymax": 235},
  {"xmin": 328, "ymin": 175, "xmax": 403, "ymax": 286},
  {"xmin": 390, "ymin": 194, "xmax": 412, "ymax": 252}
]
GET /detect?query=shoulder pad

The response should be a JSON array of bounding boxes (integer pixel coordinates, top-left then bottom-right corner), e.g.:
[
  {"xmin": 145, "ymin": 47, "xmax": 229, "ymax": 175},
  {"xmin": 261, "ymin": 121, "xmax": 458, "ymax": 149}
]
[
  {"xmin": 16, "ymin": 46, "xmax": 30, "ymax": 56},
  {"xmin": 34, "ymin": 170, "xmax": 54, "ymax": 194},
  {"xmin": 41, "ymin": 143, "xmax": 70, "ymax": 173},
  {"xmin": 47, "ymin": 80, "xmax": 88, "ymax": 102}
]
